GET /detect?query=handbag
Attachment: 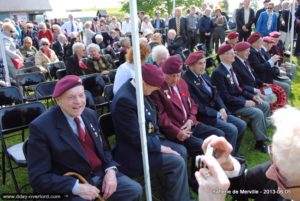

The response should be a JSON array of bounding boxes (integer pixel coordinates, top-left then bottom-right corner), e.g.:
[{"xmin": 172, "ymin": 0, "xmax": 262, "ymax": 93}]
[{"xmin": 11, "ymin": 58, "xmax": 24, "ymax": 69}]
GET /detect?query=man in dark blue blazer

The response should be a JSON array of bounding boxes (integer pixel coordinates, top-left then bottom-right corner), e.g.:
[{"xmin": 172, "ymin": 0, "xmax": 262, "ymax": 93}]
[
  {"xmin": 182, "ymin": 51, "xmax": 246, "ymax": 156},
  {"xmin": 111, "ymin": 64, "xmax": 192, "ymax": 201},
  {"xmin": 28, "ymin": 75, "xmax": 142, "ymax": 201},
  {"xmin": 168, "ymin": 7, "xmax": 188, "ymax": 45},
  {"xmin": 236, "ymin": 0, "xmax": 255, "ymax": 41},
  {"xmin": 211, "ymin": 44, "xmax": 270, "ymax": 153}
]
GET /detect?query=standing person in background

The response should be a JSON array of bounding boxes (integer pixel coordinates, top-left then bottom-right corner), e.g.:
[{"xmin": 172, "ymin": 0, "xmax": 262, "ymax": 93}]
[
  {"xmin": 151, "ymin": 11, "xmax": 165, "ymax": 35},
  {"xmin": 61, "ymin": 14, "xmax": 78, "ymax": 38},
  {"xmin": 83, "ymin": 21, "xmax": 95, "ymax": 46},
  {"xmin": 198, "ymin": 8, "xmax": 214, "ymax": 54},
  {"xmin": 236, "ymin": 0, "xmax": 255, "ymax": 41},
  {"xmin": 186, "ymin": 6, "xmax": 199, "ymax": 52},
  {"xmin": 295, "ymin": 0, "xmax": 300, "ymax": 56},
  {"xmin": 278, "ymin": 1, "xmax": 292, "ymax": 50},
  {"xmin": 140, "ymin": 15, "xmax": 155, "ymax": 34},
  {"xmin": 256, "ymin": 2, "xmax": 277, "ymax": 37},
  {"xmin": 212, "ymin": 6, "xmax": 227, "ymax": 53},
  {"xmin": 121, "ymin": 14, "xmax": 132, "ymax": 37},
  {"xmin": 168, "ymin": 7, "xmax": 188, "ymax": 47},
  {"xmin": 255, "ymin": 0, "xmax": 270, "ymax": 27},
  {"xmin": 108, "ymin": 16, "xmax": 121, "ymax": 33}
]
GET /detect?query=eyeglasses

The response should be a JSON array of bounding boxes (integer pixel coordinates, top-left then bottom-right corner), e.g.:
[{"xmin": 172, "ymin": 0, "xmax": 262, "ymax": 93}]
[
  {"xmin": 42, "ymin": 43, "xmax": 49, "ymax": 46},
  {"xmin": 268, "ymin": 145, "xmax": 300, "ymax": 189}
]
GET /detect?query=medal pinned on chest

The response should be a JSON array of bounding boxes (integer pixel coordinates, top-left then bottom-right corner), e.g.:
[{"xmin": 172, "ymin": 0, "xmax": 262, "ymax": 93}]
[
  {"xmin": 148, "ymin": 122, "xmax": 155, "ymax": 133},
  {"xmin": 164, "ymin": 90, "xmax": 171, "ymax": 99}
]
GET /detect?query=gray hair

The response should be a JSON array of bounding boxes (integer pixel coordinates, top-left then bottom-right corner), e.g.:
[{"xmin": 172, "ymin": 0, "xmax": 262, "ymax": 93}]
[
  {"xmin": 152, "ymin": 45, "xmax": 169, "ymax": 62},
  {"xmin": 72, "ymin": 42, "xmax": 85, "ymax": 54},
  {"xmin": 39, "ymin": 38, "xmax": 50, "ymax": 46},
  {"xmin": 95, "ymin": 34, "xmax": 103, "ymax": 43},
  {"xmin": 86, "ymin": 43, "xmax": 100, "ymax": 55},
  {"xmin": 38, "ymin": 22, "xmax": 46, "ymax": 29},
  {"xmin": 272, "ymin": 106, "xmax": 300, "ymax": 184}
]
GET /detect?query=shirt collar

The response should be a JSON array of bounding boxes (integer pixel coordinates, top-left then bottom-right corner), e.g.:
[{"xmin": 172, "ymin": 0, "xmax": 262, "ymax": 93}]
[{"xmin": 221, "ymin": 62, "xmax": 232, "ymax": 73}]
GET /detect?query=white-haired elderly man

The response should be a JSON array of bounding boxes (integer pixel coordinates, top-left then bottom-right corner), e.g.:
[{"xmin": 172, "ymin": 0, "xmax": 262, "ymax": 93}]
[
  {"xmin": 194, "ymin": 106, "xmax": 300, "ymax": 201},
  {"xmin": 52, "ymin": 34, "xmax": 68, "ymax": 61},
  {"xmin": 151, "ymin": 45, "xmax": 170, "ymax": 67},
  {"xmin": 167, "ymin": 29, "xmax": 184, "ymax": 57},
  {"xmin": 65, "ymin": 42, "xmax": 86, "ymax": 76}
]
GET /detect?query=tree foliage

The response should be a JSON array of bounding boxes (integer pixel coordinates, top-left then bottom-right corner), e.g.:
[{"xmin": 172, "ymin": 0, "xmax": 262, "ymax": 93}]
[
  {"xmin": 121, "ymin": 0, "xmax": 204, "ymax": 17},
  {"xmin": 218, "ymin": 0, "xmax": 229, "ymax": 12}
]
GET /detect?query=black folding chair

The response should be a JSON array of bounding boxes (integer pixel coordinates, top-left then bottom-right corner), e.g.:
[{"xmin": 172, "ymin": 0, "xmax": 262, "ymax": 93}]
[
  {"xmin": 16, "ymin": 66, "xmax": 41, "ymax": 75},
  {"xmin": 47, "ymin": 61, "xmax": 66, "ymax": 80},
  {"xmin": 0, "ymin": 102, "xmax": 46, "ymax": 192},
  {"xmin": 103, "ymin": 84, "xmax": 114, "ymax": 102},
  {"xmin": 0, "ymin": 86, "xmax": 23, "ymax": 107},
  {"xmin": 109, "ymin": 69, "xmax": 117, "ymax": 84},
  {"xmin": 56, "ymin": 68, "xmax": 67, "ymax": 80},
  {"xmin": 35, "ymin": 81, "xmax": 57, "ymax": 107},
  {"xmin": 16, "ymin": 72, "xmax": 46, "ymax": 101},
  {"xmin": 98, "ymin": 113, "xmax": 115, "ymax": 150}
]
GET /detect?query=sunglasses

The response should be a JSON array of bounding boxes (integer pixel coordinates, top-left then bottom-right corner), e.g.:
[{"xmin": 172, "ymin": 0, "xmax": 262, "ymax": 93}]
[{"xmin": 268, "ymin": 145, "xmax": 300, "ymax": 189}]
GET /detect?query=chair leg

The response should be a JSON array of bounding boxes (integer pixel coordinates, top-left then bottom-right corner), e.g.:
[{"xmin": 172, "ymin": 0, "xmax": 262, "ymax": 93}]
[{"xmin": 4, "ymin": 149, "xmax": 21, "ymax": 193}]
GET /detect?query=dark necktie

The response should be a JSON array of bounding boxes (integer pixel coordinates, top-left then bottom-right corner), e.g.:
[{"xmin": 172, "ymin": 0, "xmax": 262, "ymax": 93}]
[
  {"xmin": 230, "ymin": 68, "xmax": 242, "ymax": 92},
  {"xmin": 71, "ymin": 22, "xmax": 74, "ymax": 32},
  {"xmin": 199, "ymin": 75, "xmax": 212, "ymax": 94},
  {"xmin": 74, "ymin": 117, "xmax": 86, "ymax": 141}
]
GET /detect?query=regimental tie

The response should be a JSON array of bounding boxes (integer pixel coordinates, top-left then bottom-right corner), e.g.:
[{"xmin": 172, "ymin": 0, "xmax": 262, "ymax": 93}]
[
  {"xmin": 198, "ymin": 75, "xmax": 212, "ymax": 95},
  {"xmin": 71, "ymin": 22, "xmax": 74, "ymax": 32},
  {"xmin": 74, "ymin": 117, "xmax": 86, "ymax": 141},
  {"xmin": 176, "ymin": 17, "xmax": 181, "ymax": 35},
  {"xmin": 229, "ymin": 68, "xmax": 243, "ymax": 93},
  {"xmin": 244, "ymin": 60, "xmax": 256, "ymax": 80}
]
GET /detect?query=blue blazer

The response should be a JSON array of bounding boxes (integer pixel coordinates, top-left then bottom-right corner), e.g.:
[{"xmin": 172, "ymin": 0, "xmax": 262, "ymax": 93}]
[
  {"xmin": 28, "ymin": 105, "xmax": 117, "ymax": 194},
  {"xmin": 232, "ymin": 57, "xmax": 264, "ymax": 93},
  {"xmin": 182, "ymin": 69, "xmax": 227, "ymax": 125},
  {"xmin": 256, "ymin": 11, "xmax": 277, "ymax": 36},
  {"xmin": 111, "ymin": 80, "xmax": 162, "ymax": 177},
  {"xmin": 211, "ymin": 63, "xmax": 255, "ymax": 112}
]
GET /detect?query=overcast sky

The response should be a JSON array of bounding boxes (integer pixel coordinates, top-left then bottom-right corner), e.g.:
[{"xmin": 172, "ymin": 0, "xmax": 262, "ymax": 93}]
[{"xmin": 49, "ymin": 0, "xmax": 121, "ymax": 11}]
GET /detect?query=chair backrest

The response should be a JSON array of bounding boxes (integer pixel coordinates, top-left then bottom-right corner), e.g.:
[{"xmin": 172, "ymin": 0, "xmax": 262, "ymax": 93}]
[
  {"xmin": 16, "ymin": 72, "xmax": 46, "ymax": 87},
  {"xmin": 23, "ymin": 139, "xmax": 29, "ymax": 160},
  {"xmin": 98, "ymin": 113, "xmax": 115, "ymax": 149},
  {"xmin": 109, "ymin": 69, "xmax": 117, "ymax": 84},
  {"xmin": 56, "ymin": 68, "xmax": 67, "ymax": 80},
  {"xmin": 47, "ymin": 61, "xmax": 66, "ymax": 80},
  {"xmin": 35, "ymin": 81, "xmax": 57, "ymax": 100},
  {"xmin": 85, "ymin": 90, "xmax": 96, "ymax": 111},
  {"xmin": 81, "ymin": 73, "xmax": 105, "ymax": 98},
  {"xmin": 0, "ymin": 102, "xmax": 46, "ymax": 135},
  {"xmin": 0, "ymin": 86, "xmax": 23, "ymax": 107},
  {"xmin": 16, "ymin": 67, "xmax": 41, "ymax": 75},
  {"xmin": 23, "ymin": 61, "xmax": 34, "ymax": 68},
  {"xmin": 104, "ymin": 84, "xmax": 114, "ymax": 101}
]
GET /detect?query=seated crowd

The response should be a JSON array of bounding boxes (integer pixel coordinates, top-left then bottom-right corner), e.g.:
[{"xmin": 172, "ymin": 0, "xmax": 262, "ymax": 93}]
[{"xmin": 0, "ymin": 2, "xmax": 299, "ymax": 201}]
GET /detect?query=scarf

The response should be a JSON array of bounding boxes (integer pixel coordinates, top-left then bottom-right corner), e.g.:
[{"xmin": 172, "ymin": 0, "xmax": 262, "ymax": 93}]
[{"xmin": 41, "ymin": 48, "xmax": 51, "ymax": 60}]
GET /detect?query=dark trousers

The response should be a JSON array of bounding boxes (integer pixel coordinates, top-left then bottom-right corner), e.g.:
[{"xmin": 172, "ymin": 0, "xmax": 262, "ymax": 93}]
[
  {"xmin": 199, "ymin": 32, "xmax": 212, "ymax": 53},
  {"xmin": 72, "ymin": 172, "xmax": 142, "ymax": 201},
  {"xmin": 238, "ymin": 30, "xmax": 251, "ymax": 42},
  {"xmin": 295, "ymin": 31, "xmax": 300, "ymax": 54},
  {"xmin": 187, "ymin": 30, "xmax": 198, "ymax": 52}
]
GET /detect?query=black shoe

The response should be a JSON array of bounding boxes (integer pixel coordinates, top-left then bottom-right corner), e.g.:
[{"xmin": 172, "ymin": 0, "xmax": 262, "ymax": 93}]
[{"xmin": 255, "ymin": 141, "xmax": 268, "ymax": 153}]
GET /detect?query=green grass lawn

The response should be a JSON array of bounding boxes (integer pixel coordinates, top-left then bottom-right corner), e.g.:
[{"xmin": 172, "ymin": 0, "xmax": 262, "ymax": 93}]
[{"xmin": 1, "ymin": 56, "xmax": 300, "ymax": 200}]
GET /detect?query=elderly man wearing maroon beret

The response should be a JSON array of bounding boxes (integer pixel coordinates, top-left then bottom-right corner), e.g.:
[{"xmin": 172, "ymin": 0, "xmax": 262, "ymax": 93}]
[
  {"xmin": 28, "ymin": 75, "xmax": 142, "ymax": 201},
  {"xmin": 182, "ymin": 51, "xmax": 247, "ymax": 157},
  {"xmin": 150, "ymin": 55, "xmax": 227, "ymax": 156},
  {"xmin": 211, "ymin": 44, "xmax": 271, "ymax": 153},
  {"xmin": 111, "ymin": 64, "xmax": 193, "ymax": 201},
  {"xmin": 225, "ymin": 31, "xmax": 239, "ymax": 47}
]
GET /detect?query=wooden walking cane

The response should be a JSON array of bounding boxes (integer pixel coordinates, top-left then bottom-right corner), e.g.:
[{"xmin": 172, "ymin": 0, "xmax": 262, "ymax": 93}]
[{"xmin": 64, "ymin": 172, "xmax": 105, "ymax": 201}]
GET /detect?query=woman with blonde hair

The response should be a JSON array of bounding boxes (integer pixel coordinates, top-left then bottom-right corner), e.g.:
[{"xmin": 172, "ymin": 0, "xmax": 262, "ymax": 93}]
[
  {"xmin": 20, "ymin": 36, "xmax": 38, "ymax": 61},
  {"xmin": 35, "ymin": 38, "xmax": 59, "ymax": 73},
  {"xmin": 113, "ymin": 42, "xmax": 151, "ymax": 94}
]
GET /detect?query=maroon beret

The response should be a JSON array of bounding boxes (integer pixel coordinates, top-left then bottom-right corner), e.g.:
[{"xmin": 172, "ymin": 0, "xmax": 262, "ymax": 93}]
[
  {"xmin": 142, "ymin": 64, "xmax": 164, "ymax": 87},
  {"xmin": 263, "ymin": 36, "xmax": 275, "ymax": 44},
  {"xmin": 218, "ymin": 44, "xmax": 232, "ymax": 55},
  {"xmin": 185, "ymin": 51, "xmax": 205, "ymax": 66},
  {"xmin": 247, "ymin": 32, "xmax": 261, "ymax": 44},
  {"xmin": 269, "ymin": 31, "xmax": 281, "ymax": 38},
  {"xmin": 52, "ymin": 75, "xmax": 82, "ymax": 98},
  {"xmin": 227, "ymin": 32, "xmax": 239, "ymax": 40},
  {"xmin": 161, "ymin": 55, "xmax": 183, "ymax": 74},
  {"xmin": 234, "ymin": 42, "xmax": 251, "ymax": 52}
]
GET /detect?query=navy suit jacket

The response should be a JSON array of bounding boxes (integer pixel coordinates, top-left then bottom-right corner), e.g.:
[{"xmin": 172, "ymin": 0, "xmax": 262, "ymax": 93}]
[
  {"xmin": 52, "ymin": 41, "xmax": 65, "ymax": 61},
  {"xmin": 151, "ymin": 19, "xmax": 165, "ymax": 30},
  {"xmin": 66, "ymin": 54, "xmax": 84, "ymax": 76},
  {"xmin": 211, "ymin": 63, "xmax": 255, "ymax": 112},
  {"xmin": 232, "ymin": 57, "xmax": 264, "ymax": 93},
  {"xmin": 28, "ymin": 106, "xmax": 117, "ymax": 194},
  {"xmin": 248, "ymin": 47, "xmax": 279, "ymax": 84},
  {"xmin": 168, "ymin": 17, "xmax": 188, "ymax": 40},
  {"xmin": 236, "ymin": 7, "xmax": 255, "ymax": 32},
  {"xmin": 111, "ymin": 80, "xmax": 162, "ymax": 177},
  {"xmin": 182, "ymin": 69, "xmax": 227, "ymax": 125}
]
